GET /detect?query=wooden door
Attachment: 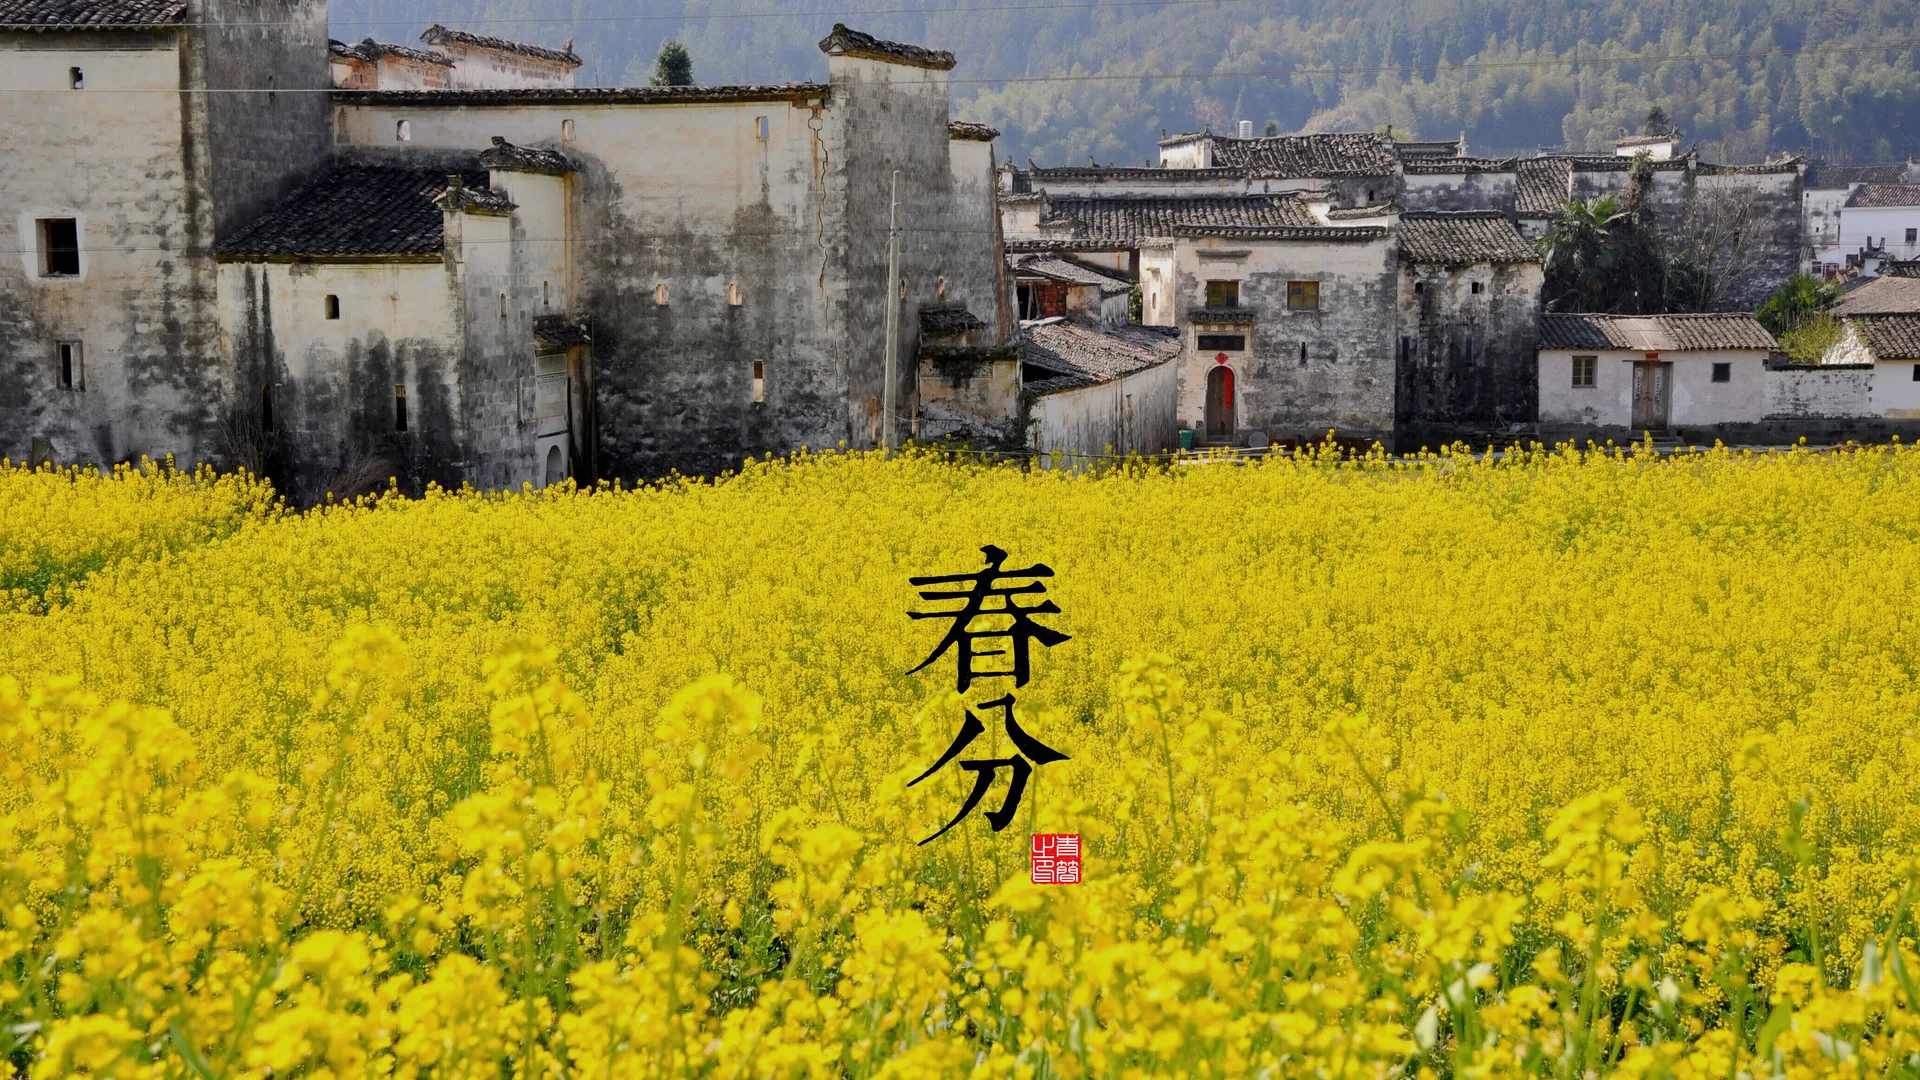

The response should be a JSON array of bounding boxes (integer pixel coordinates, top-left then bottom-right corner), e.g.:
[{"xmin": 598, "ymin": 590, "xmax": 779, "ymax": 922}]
[
  {"xmin": 1631, "ymin": 361, "xmax": 1670, "ymax": 430},
  {"xmin": 1204, "ymin": 365, "xmax": 1235, "ymax": 444}
]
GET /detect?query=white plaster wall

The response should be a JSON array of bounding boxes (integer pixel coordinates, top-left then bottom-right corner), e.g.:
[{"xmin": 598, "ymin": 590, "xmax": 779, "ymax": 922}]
[
  {"xmin": 1804, "ymin": 186, "xmax": 1850, "ymax": 261},
  {"xmin": 1840, "ymin": 204, "xmax": 1920, "ymax": 263},
  {"xmin": 0, "ymin": 38, "xmax": 219, "ymax": 464},
  {"xmin": 434, "ymin": 44, "xmax": 577, "ymax": 89},
  {"xmin": 1032, "ymin": 357, "xmax": 1177, "ymax": 462},
  {"xmin": 1139, "ymin": 250, "xmax": 1175, "ymax": 326},
  {"xmin": 1539, "ymin": 348, "xmax": 1633, "ymax": 426},
  {"xmin": 1765, "ymin": 366, "xmax": 1873, "ymax": 418},
  {"xmin": 1667, "ymin": 351, "xmax": 1768, "ymax": 424},
  {"xmin": 489, "ymin": 170, "xmax": 570, "ymax": 315},
  {"xmin": 1870, "ymin": 361, "xmax": 1920, "ymax": 418},
  {"xmin": 338, "ymin": 98, "xmax": 822, "ymax": 309},
  {"xmin": 1159, "ymin": 141, "xmax": 1209, "ymax": 168}
]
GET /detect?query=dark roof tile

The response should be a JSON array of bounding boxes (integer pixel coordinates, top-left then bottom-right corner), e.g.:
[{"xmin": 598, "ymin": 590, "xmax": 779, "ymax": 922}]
[
  {"xmin": 1805, "ymin": 163, "xmax": 1909, "ymax": 188},
  {"xmin": 534, "ymin": 315, "xmax": 591, "ymax": 351},
  {"xmin": 1205, "ymin": 132, "xmax": 1399, "ymax": 177},
  {"xmin": 1845, "ymin": 184, "xmax": 1920, "ymax": 209},
  {"xmin": 335, "ymin": 84, "xmax": 826, "ymax": 107},
  {"xmin": 479, "ymin": 136, "xmax": 570, "ymax": 175},
  {"xmin": 420, "ymin": 24, "xmax": 580, "ymax": 66},
  {"xmin": 1022, "ymin": 321, "xmax": 1179, "ymax": 393},
  {"xmin": 1403, "ymin": 156, "xmax": 1516, "ymax": 175},
  {"xmin": 0, "ymin": 0, "xmax": 181, "ymax": 26},
  {"xmin": 217, "ymin": 165, "xmax": 488, "ymax": 260},
  {"xmin": 949, "ymin": 121, "xmax": 998, "ymax": 141},
  {"xmin": 1855, "ymin": 315, "xmax": 1920, "ymax": 361},
  {"xmin": 1038, "ymin": 194, "xmax": 1316, "ymax": 243},
  {"xmin": 1399, "ymin": 211, "xmax": 1537, "ymax": 265},
  {"xmin": 1516, "ymin": 158, "xmax": 1572, "ymax": 216},
  {"xmin": 1540, "ymin": 313, "xmax": 1777, "ymax": 351},
  {"xmin": 331, "ymin": 37, "xmax": 454, "ymax": 66},
  {"xmin": 1830, "ymin": 276, "xmax": 1920, "ymax": 316},
  {"xmin": 817, "ymin": 23, "xmax": 955, "ymax": 70},
  {"xmin": 920, "ymin": 306, "xmax": 988, "ymax": 336}
]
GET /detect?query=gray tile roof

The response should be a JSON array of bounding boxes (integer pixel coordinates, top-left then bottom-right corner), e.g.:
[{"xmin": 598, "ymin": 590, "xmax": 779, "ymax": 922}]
[
  {"xmin": 1516, "ymin": 158, "xmax": 1572, "ymax": 216},
  {"xmin": 479, "ymin": 136, "xmax": 571, "ymax": 175},
  {"xmin": 420, "ymin": 24, "xmax": 581, "ymax": 66},
  {"xmin": 1539, "ymin": 313, "xmax": 1778, "ymax": 352},
  {"xmin": 217, "ymin": 165, "xmax": 490, "ymax": 260},
  {"xmin": 331, "ymin": 37, "xmax": 454, "ymax": 66},
  {"xmin": 0, "ymin": 0, "xmax": 182, "ymax": 26},
  {"xmin": 1395, "ymin": 139, "xmax": 1465, "ymax": 159},
  {"xmin": 1854, "ymin": 315, "xmax": 1920, "ymax": 361},
  {"xmin": 1038, "ymin": 194, "xmax": 1317, "ymax": 243},
  {"xmin": 1845, "ymin": 184, "xmax": 1920, "ymax": 209},
  {"xmin": 1325, "ymin": 203, "xmax": 1397, "ymax": 219},
  {"xmin": 1204, "ymin": 132, "xmax": 1399, "ymax": 177},
  {"xmin": 334, "ymin": 84, "xmax": 828, "ymax": 107},
  {"xmin": 1022, "ymin": 322, "xmax": 1180, "ymax": 393},
  {"xmin": 949, "ymin": 121, "xmax": 998, "ymax": 142},
  {"xmin": 1398, "ymin": 211, "xmax": 1538, "ymax": 265},
  {"xmin": 1403, "ymin": 156, "xmax": 1516, "ymax": 175},
  {"xmin": 920, "ymin": 306, "xmax": 988, "ymax": 336},
  {"xmin": 1830, "ymin": 276, "xmax": 1920, "ymax": 316},
  {"xmin": 1886, "ymin": 260, "xmax": 1920, "ymax": 279},
  {"xmin": 1805, "ymin": 163, "xmax": 1909, "ymax": 188},
  {"xmin": 534, "ymin": 315, "xmax": 591, "ymax": 351},
  {"xmin": 817, "ymin": 23, "xmax": 955, "ymax": 70},
  {"xmin": 1008, "ymin": 254, "xmax": 1131, "ymax": 295},
  {"xmin": 1168, "ymin": 224, "xmax": 1391, "ymax": 242}
]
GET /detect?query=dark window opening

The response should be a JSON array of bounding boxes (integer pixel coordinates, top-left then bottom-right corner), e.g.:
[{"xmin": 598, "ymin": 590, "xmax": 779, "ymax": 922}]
[
  {"xmin": 57, "ymin": 341, "xmax": 82, "ymax": 390},
  {"xmin": 1399, "ymin": 335, "xmax": 1412, "ymax": 365},
  {"xmin": 1413, "ymin": 281, "xmax": 1425, "ymax": 294},
  {"xmin": 752, "ymin": 360, "xmax": 765, "ymax": 403},
  {"xmin": 394, "ymin": 384, "xmax": 408, "ymax": 431},
  {"xmin": 69, "ymin": 67, "xmax": 83, "ymax": 89},
  {"xmin": 1463, "ymin": 333, "xmax": 1475, "ymax": 364},
  {"xmin": 1912, "ymin": 364, "xmax": 1920, "ymax": 382},
  {"xmin": 1205, "ymin": 279, "xmax": 1239, "ymax": 308},
  {"xmin": 1287, "ymin": 280, "xmax": 1319, "ymax": 310},
  {"xmin": 1197, "ymin": 333, "xmax": 1247, "ymax": 352},
  {"xmin": 1471, "ymin": 281, "xmax": 1483, "ymax": 294},
  {"xmin": 1572, "ymin": 355, "xmax": 1596, "ymax": 388},
  {"xmin": 1018, "ymin": 281, "xmax": 1068, "ymax": 319},
  {"xmin": 1908, "ymin": 228, "xmax": 1917, "ymax": 244},
  {"xmin": 324, "ymin": 294, "xmax": 340, "ymax": 320},
  {"xmin": 260, "ymin": 383, "xmax": 275, "ymax": 434},
  {"xmin": 1298, "ymin": 342, "xmax": 1308, "ymax": 366},
  {"xmin": 1711, "ymin": 362, "xmax": 1731, "ymax": 383},
  {"xmin": 39, "ymin": 219, "xmax": 79, "ymax": 277}
]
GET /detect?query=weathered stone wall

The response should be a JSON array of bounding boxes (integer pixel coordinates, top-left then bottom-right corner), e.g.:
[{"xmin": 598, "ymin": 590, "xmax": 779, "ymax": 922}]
[
  {"xmin": 1171, "ymin": 235, "xmax": 1398, "ymax": 443},
  {"xmin": 1696, "ymin": 170, "xmax": 1804, "ymax": 312},
  {"xmin": 1031, "ymin": 357, "xmax": 1178, "ymax": 463},
  {"xmin": 0, "ymin": 31, "xmax": 223, "ymax": 468},
  {"xmin": 198, "ymin": 0, "xmax": 334, "ymax": 239},
  {"xmin": 1766, "ymin": 364, "xmax": 1873, "ymax": 418},
  {"xmin": 216, "ymin": 258, "xmax": 465, "ymax": 503},
  {"xmin": 1400, "ymin": 171, "xmax": 1518, "ymax": 215},
  {"xmin": 1396, "ymin": 260, "xmax": 1543, "ymax": 426}
]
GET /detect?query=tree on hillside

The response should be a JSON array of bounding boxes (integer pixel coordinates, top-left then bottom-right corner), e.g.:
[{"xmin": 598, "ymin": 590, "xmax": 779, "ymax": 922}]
[
  {"xmin": 651, "ymin": 40, "xmax": 693, "ymax": 87},
  {"xmin": 1644, "ymin": 105, "xmax": 1673, "ymax": 135},
  {"xmin": 1263, "ymin": 120, "xmax": 1280, "ymax": 136}
]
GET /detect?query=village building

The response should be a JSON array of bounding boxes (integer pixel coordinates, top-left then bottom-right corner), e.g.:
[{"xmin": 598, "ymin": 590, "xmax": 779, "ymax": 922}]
[
  {"xmin": 1819, "ymin": 317, "xmax": 1920, "ymax": 416},
  {"xmin": 1009, "ymin": 252, "xmax": 1131, "ymax": 326},
  {"xmin": 1395, "ymin": 212, "xmax": 1543, "ymax": 434},
  {"xmin": 1537, "ymin": 313, "xmax": 1780, "ymax": 432},
  {"xmin": 1021, "ymin": 320, "xmax": 1179, "ymax": 461},
  {"xmin": 4, "ymin": 8, "xmax": 1014, "ymax": 493},
  {"xmin": 1802, "ymin": 161, "xmax": 1919, "ymax": 275},
  {"xmin": 1813, "ymin": 183, "xmax": 1920, "ymax": 279}
]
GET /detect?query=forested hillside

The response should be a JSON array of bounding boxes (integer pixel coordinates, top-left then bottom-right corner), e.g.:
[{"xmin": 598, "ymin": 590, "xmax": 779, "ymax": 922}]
[{"xmin": 331, "ymin": 0, "xmax": 1919, "ymax": 167}]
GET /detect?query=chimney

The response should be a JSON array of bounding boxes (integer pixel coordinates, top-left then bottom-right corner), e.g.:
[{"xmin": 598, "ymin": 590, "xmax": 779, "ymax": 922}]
[{"xmin": 1237, "ymin": 120, "xmax": 1254, "ymax": 139}]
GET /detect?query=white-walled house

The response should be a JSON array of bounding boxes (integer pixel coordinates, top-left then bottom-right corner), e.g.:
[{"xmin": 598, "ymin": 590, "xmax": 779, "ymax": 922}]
[
  {"xmin": 1814, "ymin": 184, "xmax": 1920, "ymax": 277},
  {"xmin": 1538, "ymin": 313, "xmax": 1778, "ymax": 430},
  {"xmin": 1819, "ymin": 316, "xmax": 1920, "ymax": 417}
]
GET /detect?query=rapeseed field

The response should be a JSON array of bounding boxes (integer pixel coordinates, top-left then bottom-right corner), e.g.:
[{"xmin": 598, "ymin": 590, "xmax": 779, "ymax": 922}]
[{"xmin": 4, "ymin": 444, "xmax": 1920, "ymax": 1079}]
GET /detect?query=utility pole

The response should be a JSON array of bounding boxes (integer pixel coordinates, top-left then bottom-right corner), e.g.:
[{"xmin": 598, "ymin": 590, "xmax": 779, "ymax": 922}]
[{"xmin": 882, "ymin": 169, "xmax": 901, "ymax": 451}]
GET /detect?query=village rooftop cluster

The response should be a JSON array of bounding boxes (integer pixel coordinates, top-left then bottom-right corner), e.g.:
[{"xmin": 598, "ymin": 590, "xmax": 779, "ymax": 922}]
[{"xmin": 5, "ymin": 1, "xmax": 1920, "ymax": 498}]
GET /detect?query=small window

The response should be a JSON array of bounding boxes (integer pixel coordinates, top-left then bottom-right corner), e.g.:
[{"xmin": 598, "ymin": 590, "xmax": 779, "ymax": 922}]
[
  {"xmin": 1908, "ymin": 228, "xmax": 1918, "ymax": 244},
  {"xmin": 396, "ymin": 119, "xmax": 411, "ymax": 142},
  {"xmin": 1463, "ymin": 333, "xmax": 1475, "ymax": 364},
  {"xmin": 752, "ymin": 360, "xmax": 765, "ymax": 403},
  {"xmin": 1366, "ymin": 188, "xmax": 1375, "ymax": 202},
  {"xmin": 655, "ymin": 283, "xmax": 669, "ymax": 306},
  {"xmin": 69, "ymin": 67, "xmax": 83, "ymax": 89},
  {"xmin": 728, "ymin": 282, "xmax": 742, "ymax": 306},
  {"xmin": 1399, "ymin": 335, "xmax": 1411, "ymax": 364},
  {"xmin": 542, "ymin": 281, "xmax": 550, "ymax": 306},
  {"xmin": 1571, "ymin": 355, "xmax": 1596, "ymax": 388},
  {"xmin": 1205, "ymin": 280, "xmax": 1239, "ymax": 308},
  {"xmin": 324, "ymin": 294, "xmax": 340, "ymax": 320},
  {"xmin": 755, "ymin": 115, "xmax": 770, "ymax": 140},
  {"xmin": 260, "ymin": 383, "xmax": 275, "ymax": 433},
  {"xmin": 56, "ymin": 341, "xmax": 83, "ymax": 390},
  {"xmin": 1413, "ymin": 281, "xmax": 1424, "ymax": 295},
  {"xmin": 1711, "ymin": 362, "xmax": 1731, "ymax": 383},
  {"xmin": 38, "ymin": 219, "xmax": 79, "ymax": 277},
  {"xmin": 1287, "ymin": 280, "xmax": 1319, "ymax": 310},
  {"xmin": 1471, "ymin": 281, "xmax": 1483, "ymax": 295},
  {"xmin": 394, "ymin": 384, "xmax": 408, "ymax": 431},
  {"xmin": 1298, "ymin": 342, "xmax": 1308, "ymax": 365},
  {"xmin": 561, "ymin": 118, "xmax": 575, "ymax": 142},
  {"xmin": 1197, "ymin": 333, "xmax": 1246, "ymax": 352},
  {"xmin": 499, "ymin": 293, "xmax": 507, "ymax": 318},
  {"xmin": 1912, "ymin": 363, "xmax": 1920, "ymax": 382}
]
